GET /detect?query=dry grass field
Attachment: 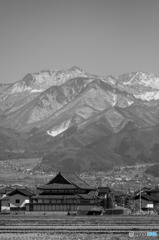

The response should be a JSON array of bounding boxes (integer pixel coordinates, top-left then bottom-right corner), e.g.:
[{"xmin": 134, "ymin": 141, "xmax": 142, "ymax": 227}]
[
  {"xmin": 0, "ymin": 232, "xmax": 158, "ymax": 240},
  {"xmin": 0, "ymin": 233, "xmax": 127, "ymax": 240},
  {"xmin": 0, "ymin": 233, "xmax": 116, "ymax": 240},
  {"xmin": 0, "ymin": 215, "xmax": 158, "ymax": 240}
]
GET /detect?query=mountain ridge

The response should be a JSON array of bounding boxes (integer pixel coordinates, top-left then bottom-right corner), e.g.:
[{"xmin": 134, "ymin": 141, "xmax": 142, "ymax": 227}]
[{"xmin": 0, "ymin": 67, "xmax": 159, "ymax": 172}]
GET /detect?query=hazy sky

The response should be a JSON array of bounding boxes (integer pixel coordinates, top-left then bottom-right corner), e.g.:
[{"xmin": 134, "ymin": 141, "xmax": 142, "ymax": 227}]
[{"xmin": 1, "ymin": 0, "xmax": 159, "ymax": 83}]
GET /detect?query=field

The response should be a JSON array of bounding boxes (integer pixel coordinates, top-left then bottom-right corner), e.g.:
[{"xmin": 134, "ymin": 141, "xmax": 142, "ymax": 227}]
[
  {"xmin": 0, "ymin": 158, "xmax": 53, "ymax": 188},
  {"xmin": 0, "ymin": 214, "xmax": 159, "ymax": 240},
  {"xmin": 0, "ymin": 233, "xmax": 128, "ymax": 240},
  {"xmin": 0, "ymin": 158, "xmax": 158, "ymax": 191}
]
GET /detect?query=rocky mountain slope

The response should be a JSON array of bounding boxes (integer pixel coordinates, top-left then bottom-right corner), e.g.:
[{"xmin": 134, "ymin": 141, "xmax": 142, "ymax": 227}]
[{"xmin": 0, "ymin": 67, "xmax": 159, "ymax": 172}]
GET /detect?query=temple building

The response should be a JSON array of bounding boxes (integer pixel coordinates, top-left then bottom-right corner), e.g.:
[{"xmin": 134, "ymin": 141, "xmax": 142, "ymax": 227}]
[{"xmin": 26, "ymin": 172, "xmax": 100, "ymax": 212}]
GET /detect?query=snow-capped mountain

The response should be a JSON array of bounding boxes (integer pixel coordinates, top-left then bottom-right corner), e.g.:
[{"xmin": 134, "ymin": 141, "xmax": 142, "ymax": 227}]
[
  {"xmin": 6, "ymin": 66, "xmax": 90, "ymax": 94},
  {"xmin": 109, "ymin": 72, "xmax": 159, "ymax": 101},
  {"xmin": 0, "ymin": 67, "xmax": 159, "ymax": 172}
]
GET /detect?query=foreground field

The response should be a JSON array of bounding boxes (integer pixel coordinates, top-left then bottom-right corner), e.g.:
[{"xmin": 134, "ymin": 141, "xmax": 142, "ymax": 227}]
[
  {"xmin": 0, "ymin": 233, "xmax": 132, "ymax": 240},
  {"xmin": 0, "ymin": 233, "xmax": 133, "ymax": 240},
  {"xmin": 0, "ymin": 214, "xmax": 158, "ymax": 239}
]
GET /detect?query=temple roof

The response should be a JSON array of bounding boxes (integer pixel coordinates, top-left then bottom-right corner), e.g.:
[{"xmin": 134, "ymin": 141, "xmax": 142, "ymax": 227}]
[
  {"xmin": 60, "ymin": 172, "xmax": 93, "ymax": 189},
  {"xmin": 38, "ymin": 172, "xmax": 95, "ymax": 190},
  {"xmin": 78, "ymin": 190, "xmax": 97, "ymax": 199},
  {"xmin": 32, "ymin": 194, "xmax": 81, "ymax": 199},
  {"xmin": 38, "ymin": 183, "xmax": 77, "ymax": 190}
]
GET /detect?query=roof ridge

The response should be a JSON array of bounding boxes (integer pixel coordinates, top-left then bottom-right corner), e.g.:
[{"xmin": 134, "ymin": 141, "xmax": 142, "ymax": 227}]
[
  {"xmin": 48, "ymin": 172, "xmax": 72, "ymax": 185},
  {"xmin": 74, "ymin": 173, "xmax": 93, "ymax": 187},
  {"xmin": 7, "ymin": 188, "xmax": 33, "ymax": 196},
  {"xmin": 62, "ymin": 172, "xmax": 94, "ymax": 188}
]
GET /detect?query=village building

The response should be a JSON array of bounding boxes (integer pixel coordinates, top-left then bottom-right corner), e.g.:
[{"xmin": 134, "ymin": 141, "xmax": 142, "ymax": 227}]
[
  {"xmin": 26, "ymin": 172, "xmax": 100, "ymax": 212},
  {"xmin": 0, "ymin": 188, "xmax": 34, "ymax": 212},
  {"xmin": 133, "ymin": 187, "xmax": 159, "ymax": 213}
]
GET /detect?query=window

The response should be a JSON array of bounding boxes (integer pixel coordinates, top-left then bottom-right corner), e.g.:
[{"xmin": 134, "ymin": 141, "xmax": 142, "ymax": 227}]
[{"xmin": 15, "ymin": 199, "xmax": 20, "ymax": 203}]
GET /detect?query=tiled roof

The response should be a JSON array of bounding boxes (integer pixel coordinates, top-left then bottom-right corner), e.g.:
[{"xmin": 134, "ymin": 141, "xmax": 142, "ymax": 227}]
[
  {"xmin": 134, "ymin": 193, "xmax": 159, "ymax": 201},
  {"xmin": 39, "ymin": 172, "xmax": 95, "ymax": 190},
  {"xmin": 7, "ymin": 188, "xmax": 34, "ymax": 197},
  {"xmin": 61, "ymin": 172, "xmax": 95, "ymax": 189},
  {"xmin": 134, "ymin": 187, "xmax": 159, "ymax": 201},
  {"xmin": 78, "ymin": 190, "xmax": 97, "ymax": 199},
  {"xmin": 38, "ymin": 183, "xmax": 77, "ymax": 190},
  {"xmin": 32, "ymin": 194, "xmax": 80, "ymax": 199}
]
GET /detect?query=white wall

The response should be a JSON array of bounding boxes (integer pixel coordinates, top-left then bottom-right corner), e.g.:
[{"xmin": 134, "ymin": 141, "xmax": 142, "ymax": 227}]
[{"xmin": 10, "ymin": 194, "xmax": 29, "ymax": 208}]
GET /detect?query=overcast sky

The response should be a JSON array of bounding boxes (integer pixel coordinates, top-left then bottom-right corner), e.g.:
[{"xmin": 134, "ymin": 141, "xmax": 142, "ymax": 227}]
[{"xmin": 0, "ymin": 0, "xmax": 159, "ymax": 83}]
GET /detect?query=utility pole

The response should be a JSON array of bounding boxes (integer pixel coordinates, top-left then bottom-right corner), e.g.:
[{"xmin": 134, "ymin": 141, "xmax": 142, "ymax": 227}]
[
  {"xmin": 139, "ymin": 181, "xmax": 141, "ymax": 214},
  {"xmin": 138, "ymin": 172, "xmax": 142, "ymax": 215}
]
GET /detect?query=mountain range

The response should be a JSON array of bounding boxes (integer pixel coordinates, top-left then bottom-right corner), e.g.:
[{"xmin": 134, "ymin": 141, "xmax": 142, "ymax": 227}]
[{"xmin": 0, "ymin": 66, "xmax": 159, "ymax": 172}]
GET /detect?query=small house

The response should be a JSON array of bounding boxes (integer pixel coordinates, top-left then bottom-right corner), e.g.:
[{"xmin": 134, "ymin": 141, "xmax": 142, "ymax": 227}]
[
  {"xmin": 0, "ymin": 188, "xmax": 34, "ymax": 212},
  {"xmin": 133, "ymin": 187, "xmax": 159, "ymax": 213}
]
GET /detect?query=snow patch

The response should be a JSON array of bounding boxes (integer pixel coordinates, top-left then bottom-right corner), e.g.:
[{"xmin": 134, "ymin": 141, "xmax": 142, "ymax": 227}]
[
  {"xmin": 10, "ymin": 85, "xmax": 42, "ymax": 93},
  {"xmin": 31, "ymin": 89, "xmax": 43, "ymax": 93},
  {"xmin": 11, "ymin": 85, "xmax": 32, "ymax": 93},
  {"xmin": 135, "ymin": 91, "xmax": 159, "ymax": 101},
  {"xmin": 127, "ymin": 100, "xmax": 134, "ymax": 105},
  {"xmin": 123, "ymin": 72, "xmax": 159, "ymax": 89},
  {"xmin": 47, "ymin": 120, "xmax": 71, "ymax": 137}
]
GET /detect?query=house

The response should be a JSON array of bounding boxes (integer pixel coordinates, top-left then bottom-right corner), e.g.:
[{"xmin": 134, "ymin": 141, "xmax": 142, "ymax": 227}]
[
  {"xmin": 144, "ymin": 187, "xmax": 159, "ymax": 213},
  {"xmin": 133, "ymin": 193, "xmax": 153, "ymax": 210},
  {"xmin": 0, "ymin": 188, "xmax": 34, "ymax": 212},
  {"xmin": 133, "ymin": 187, "xmax": 159, "ymax": 213},
  {"xmin": 26, "ymin": 172, "xmax": 100, "ymax": 212}
]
